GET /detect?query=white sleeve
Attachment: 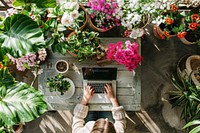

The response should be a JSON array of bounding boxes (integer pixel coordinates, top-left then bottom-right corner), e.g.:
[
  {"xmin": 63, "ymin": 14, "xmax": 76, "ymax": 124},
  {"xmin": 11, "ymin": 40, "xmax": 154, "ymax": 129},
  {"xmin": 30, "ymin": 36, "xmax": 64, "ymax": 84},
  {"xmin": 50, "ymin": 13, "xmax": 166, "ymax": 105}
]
[
  {"xmin": 72, "ymin": 104, "xmax": 88, "ymax": 133},
  {"xmin": 112, "ymin": 106, "xmax": 126, "ymax": 133}
]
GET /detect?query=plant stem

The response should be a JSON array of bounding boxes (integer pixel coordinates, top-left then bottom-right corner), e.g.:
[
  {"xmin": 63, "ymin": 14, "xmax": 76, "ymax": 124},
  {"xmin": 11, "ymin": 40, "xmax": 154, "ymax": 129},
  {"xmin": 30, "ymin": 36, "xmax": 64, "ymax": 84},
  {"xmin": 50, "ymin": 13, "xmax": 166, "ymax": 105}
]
[{"xmin": 31, "ymin": 66, "xmax": 38, "ymax": 87}]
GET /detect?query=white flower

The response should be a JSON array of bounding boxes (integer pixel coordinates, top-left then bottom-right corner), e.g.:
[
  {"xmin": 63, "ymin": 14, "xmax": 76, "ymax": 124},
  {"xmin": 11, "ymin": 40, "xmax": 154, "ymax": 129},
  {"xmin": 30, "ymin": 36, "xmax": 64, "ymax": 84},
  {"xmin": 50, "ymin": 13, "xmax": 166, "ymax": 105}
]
[
  {"xmin": 63, "ymin": 2, "xmax": 72, "ymax": 9},
  {"xmin": 71, "ymin": 2, "xmax": 79, "ymax": 10},
  {"xmin": 6, "ymin": 8, "xmax": 17, "ymax": 17},
  {"xmin": 117, "ymin": 0, "xmax": 124, "ymax": 7},
  {"xmin": 61, "ymin": 12, "xmax": 74, "ymax": 26},
  {"xmin": 70, "ymin": 10, "xmax": 79, "ymax": 19},
  {"xmin": 129, "ymin": 28, "xmax": 144, "ymax": 39}
]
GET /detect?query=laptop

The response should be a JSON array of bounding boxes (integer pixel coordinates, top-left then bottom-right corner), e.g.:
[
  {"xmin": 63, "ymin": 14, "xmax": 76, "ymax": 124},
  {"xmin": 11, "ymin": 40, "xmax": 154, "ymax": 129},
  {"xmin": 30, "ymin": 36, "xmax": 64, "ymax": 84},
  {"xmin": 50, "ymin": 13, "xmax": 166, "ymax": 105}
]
[{"xmin": 82, "ymin": 67, "xmax": 117, "ymax": 103}]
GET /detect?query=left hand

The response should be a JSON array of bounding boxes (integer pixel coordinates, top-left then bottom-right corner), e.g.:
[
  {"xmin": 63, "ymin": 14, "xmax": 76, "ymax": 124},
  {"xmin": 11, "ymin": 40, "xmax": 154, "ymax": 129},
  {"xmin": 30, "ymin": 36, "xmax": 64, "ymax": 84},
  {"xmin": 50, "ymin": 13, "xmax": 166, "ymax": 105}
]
[{"xmin": 81, "ymin": 85, "xmax": 94, "ymax": 105}]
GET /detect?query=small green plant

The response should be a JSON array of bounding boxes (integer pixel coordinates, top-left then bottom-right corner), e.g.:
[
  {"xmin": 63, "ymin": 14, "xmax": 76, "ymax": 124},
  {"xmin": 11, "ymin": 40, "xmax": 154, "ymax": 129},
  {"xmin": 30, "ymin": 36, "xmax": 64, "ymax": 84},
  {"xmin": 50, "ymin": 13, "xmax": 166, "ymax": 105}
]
[
  {"xmin": 47, "ymin": 74, "xmax": 71, "ymax": 95},
  {"xmin": 168, "ymin": 69, "xmax": 200, "ymax": 123},
  {"xmin": 66, "ymin": 30, "xmax": 101, "ymax": 62}
]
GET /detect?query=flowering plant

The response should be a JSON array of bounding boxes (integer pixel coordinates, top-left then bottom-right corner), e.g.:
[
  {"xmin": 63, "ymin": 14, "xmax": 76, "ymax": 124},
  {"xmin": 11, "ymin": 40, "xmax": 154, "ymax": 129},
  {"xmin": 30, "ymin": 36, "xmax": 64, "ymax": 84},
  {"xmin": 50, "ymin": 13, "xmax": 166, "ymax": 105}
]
[
  {"xmin": 106, "ymin": 40, "xmax": 143, "ymax": 71},
  {"xmin": 117, "ymin": 0, "xmax": 172, "ymax": 39},
  {"xmin": 87, "ymin": 0, "xmax": 121, "ymax": 31},
  {"xmin": 6, "ymin": 49, "xmax": 47, "ymax": 86},
  {"xmin": 47, "ymin": 1, "xmax": 87, "ymax": 31},
  {"xmin": 155, "ymin": 3, "xmax": 185, "ymax": 39},
  {"xmin": 172, "ymin": 11, "xmax": 200, "ymax": 43}
]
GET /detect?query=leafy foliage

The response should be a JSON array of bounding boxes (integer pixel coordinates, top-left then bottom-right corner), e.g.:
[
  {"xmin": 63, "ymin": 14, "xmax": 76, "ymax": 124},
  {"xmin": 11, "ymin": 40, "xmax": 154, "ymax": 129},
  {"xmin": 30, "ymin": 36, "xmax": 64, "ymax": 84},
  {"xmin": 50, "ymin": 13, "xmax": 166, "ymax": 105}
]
[
  {"xmin": 0, "ymin": 82, "xmax": 48, "ymax": 127},
  {"xmin": 0, "ymin": 67, "xmax": 15, "ymax": 87},
  {"xmin": 0, "ymin": 14, "xmax": 46, "ymax": 58},
  {"xmin": 169, "ymin": 69, "xmax": 200, "ymax": 123},
  {"xmin": 47, "ymin": 74, "xmax": 71, "ymax": 95},
  {"xmin": 0, "ymin": 66, "xmax": 47, "ymax": 132},
  {"xmin": 66, "ymin": 30, "xmax": 101, "ymax": 62},
  {"xmin": 183, "ymin": 120, "xmax": 200, "ymax": 133},
  {"xmin": 12, "ymin": 0, "xmax": 56, "ymax": 8}
]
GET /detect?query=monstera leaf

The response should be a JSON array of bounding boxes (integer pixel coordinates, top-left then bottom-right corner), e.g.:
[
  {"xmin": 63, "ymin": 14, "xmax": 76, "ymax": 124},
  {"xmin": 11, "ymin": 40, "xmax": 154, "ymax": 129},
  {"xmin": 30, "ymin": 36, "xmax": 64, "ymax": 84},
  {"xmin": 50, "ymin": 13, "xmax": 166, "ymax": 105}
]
[
  {"xmin": 0, "ymin": 82, "xmax": 48, "ymax": 126},
  {"xmin": 12, "ymin": 0, "xmax": 56, "ymax": 8},
  {"xmin": 0, "ymin": 14, "xmax": 46, "ymax": 58}
]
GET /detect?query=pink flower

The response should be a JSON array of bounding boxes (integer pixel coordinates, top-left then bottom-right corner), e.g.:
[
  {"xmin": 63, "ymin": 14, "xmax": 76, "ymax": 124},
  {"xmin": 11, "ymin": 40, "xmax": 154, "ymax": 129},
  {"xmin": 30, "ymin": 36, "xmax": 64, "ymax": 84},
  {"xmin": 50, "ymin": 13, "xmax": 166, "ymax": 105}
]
[{"xmin": 106, "ymin": 40, "xmax": 143, "ymax": 71}]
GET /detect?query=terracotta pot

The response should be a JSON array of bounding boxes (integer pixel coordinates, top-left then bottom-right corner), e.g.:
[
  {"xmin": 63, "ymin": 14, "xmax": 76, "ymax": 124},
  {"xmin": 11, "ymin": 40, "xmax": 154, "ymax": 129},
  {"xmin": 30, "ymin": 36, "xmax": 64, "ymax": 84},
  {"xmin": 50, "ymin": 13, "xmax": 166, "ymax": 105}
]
[
  {"xmin": 89, "ymin": 17, "xmax": 114, "ymax": 32},
  {"xmin": 69, "ymin": 4, "xmax": 89, "ymax": 31},
  {"xmin": 186, "ymin": 55, "xmax": 200, "ymax": 86},
  {"xmin": 180, "ymin": 37, "xmax": 196, "ymax": 45},
  {"xmin": 153, "ymin": 24, "xmax": 176, "ymax": 39},
  {"xmin": 15, "ymin": 123, "xmax": 24, "ymax": 133}
]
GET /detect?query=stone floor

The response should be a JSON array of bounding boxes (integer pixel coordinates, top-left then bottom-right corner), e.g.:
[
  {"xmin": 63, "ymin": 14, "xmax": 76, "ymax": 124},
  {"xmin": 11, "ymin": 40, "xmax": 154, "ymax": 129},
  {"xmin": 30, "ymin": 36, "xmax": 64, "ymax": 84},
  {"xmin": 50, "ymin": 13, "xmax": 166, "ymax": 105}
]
[{"xmin": 21, "ymin": 25, "xmax": 200, "ymax": 133}]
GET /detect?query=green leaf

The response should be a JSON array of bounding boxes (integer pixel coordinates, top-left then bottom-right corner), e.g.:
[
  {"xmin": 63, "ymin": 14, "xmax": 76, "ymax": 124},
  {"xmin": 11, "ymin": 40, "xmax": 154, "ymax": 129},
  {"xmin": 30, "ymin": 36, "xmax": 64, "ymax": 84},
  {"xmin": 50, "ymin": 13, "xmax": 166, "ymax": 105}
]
[
  {"xmin": 0, "ymin": 67, "xmax": 15, "ymax": 87},
  {"xmin": 0, "ymin": 14, "xmax": 46, "ymax": 58},
  {"xmin": 12, "ymin": 0, "xmax": 56, "ymax": 8},
  {"xmin": 0, "ymin": 82, "xmax": 48, "ymax": 126}
]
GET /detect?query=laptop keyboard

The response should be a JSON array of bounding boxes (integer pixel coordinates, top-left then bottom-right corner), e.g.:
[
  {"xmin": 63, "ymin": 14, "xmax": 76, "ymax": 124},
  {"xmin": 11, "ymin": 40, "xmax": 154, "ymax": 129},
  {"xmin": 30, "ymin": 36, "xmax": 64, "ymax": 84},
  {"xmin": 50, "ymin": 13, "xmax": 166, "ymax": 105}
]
[{"xmin": 87, "ymin": 83, "xmax": 112, "ymax": 93}]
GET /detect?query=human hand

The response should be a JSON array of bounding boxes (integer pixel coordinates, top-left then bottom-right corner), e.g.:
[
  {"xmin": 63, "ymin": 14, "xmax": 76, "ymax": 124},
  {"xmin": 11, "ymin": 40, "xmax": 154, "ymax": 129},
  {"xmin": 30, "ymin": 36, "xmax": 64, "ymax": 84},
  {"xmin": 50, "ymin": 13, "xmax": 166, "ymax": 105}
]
[
  {"xmin": 81, "ymin": 85, "xmax": 94, "ymax": 105},
  {"xmin": 104, "ymin": 84, "xmax": 115, "ymax": 101},
  {"xmin": 104, "ymin": 84, "xmax": 119, "ymax": 107}
]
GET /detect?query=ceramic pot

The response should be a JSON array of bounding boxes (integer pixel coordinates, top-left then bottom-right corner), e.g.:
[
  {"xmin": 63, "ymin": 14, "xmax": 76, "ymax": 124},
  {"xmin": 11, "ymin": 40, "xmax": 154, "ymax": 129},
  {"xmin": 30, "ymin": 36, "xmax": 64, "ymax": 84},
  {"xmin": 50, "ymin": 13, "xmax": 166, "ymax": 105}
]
[
  {"xmin": 180, "ymin": 31, "xmax": 199, "ymax": 45},
  {"xmin": 153, "ymin": 24, "xmax": 176, "ymax": 39},
  {"xmin": 185, "ymin": 55, "xmax": 200, "ymax": 86},
  {"xmin": 89, "ymin": 16, "xmax": 114, "ymax": 32},
  {"xmin": 180, "ymin": 37, "xmax": 196, "ymax": 45},
  {"xmin": 55, "ymin": 60, "xmax": 69, "ymax": 73}
]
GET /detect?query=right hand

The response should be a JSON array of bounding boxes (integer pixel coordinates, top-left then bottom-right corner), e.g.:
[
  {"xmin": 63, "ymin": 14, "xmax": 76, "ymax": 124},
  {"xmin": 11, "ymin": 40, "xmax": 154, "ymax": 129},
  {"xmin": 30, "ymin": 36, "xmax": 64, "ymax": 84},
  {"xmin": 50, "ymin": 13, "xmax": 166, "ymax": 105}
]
[{"xmin": 104, "ymin": 84, "xmax": 115, "ymax": 101}]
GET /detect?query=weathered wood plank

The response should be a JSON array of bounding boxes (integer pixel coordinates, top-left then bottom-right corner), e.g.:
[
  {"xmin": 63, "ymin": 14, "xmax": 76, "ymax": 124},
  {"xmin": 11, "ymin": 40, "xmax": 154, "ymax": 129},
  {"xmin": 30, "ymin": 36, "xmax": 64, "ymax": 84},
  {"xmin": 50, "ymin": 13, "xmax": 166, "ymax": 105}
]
[{"xmin": 38, "ymin": 38, "xmax": 141, "ymax": 111}]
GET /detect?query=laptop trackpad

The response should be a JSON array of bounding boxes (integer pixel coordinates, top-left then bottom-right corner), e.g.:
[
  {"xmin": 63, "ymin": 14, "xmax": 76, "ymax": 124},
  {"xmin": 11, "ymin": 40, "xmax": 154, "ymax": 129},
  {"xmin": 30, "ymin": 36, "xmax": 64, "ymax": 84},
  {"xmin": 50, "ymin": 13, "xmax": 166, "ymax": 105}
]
[{"xmin": 89, "ymin": 94, "xmax": 110, "ymax": 103}]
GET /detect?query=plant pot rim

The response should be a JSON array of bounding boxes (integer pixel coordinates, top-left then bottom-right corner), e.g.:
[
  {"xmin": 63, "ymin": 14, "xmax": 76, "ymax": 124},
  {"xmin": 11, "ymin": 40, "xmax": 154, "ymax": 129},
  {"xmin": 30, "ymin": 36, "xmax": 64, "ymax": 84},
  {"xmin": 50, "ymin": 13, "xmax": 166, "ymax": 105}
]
[
  {"xmin": 186, "ymin": 55, "xmax": 200, "ymax": 86},
  {"xmin": 89, "ymin": 16, "xmax": 114, "ymax": 32},
  {"xmin": 55, "ymin": 60, "xmax": 69, "ymax": 73}
]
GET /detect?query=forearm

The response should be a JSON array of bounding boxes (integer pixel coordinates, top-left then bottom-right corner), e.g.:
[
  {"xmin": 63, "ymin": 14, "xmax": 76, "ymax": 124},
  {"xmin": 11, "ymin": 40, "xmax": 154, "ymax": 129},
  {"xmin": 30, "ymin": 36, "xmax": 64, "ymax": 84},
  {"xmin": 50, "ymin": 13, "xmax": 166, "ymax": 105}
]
[{"xmin": 110, "ymin": 98, "xmax": 119, "ymax": 107}]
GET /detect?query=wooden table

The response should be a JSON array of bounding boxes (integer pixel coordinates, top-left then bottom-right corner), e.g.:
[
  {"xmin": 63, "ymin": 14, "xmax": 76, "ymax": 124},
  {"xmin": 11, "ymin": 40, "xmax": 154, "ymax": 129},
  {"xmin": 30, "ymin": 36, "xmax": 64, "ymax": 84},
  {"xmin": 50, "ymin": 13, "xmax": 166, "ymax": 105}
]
[{"xmin": 38, "ymin": 38, "xmax": 141, "ymax": 111}]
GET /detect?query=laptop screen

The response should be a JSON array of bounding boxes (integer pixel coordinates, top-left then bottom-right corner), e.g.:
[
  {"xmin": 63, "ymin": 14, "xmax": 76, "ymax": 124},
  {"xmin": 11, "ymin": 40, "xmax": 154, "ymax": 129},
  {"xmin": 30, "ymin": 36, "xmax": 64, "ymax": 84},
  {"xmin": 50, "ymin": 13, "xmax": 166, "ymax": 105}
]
[{"xmin": 82, "ymin": 67, "xmax": 117, "ymax": 80}]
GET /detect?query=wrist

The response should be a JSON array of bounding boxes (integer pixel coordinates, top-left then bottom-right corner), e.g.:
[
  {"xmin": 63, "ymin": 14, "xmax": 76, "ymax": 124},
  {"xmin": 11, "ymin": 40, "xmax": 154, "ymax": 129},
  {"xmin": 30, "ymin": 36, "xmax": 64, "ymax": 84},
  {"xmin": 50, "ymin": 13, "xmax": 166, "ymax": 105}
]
[
  {"xmin": 81, "ymin": 99, "xmax": 88, "ymax": 105},
  {"xmin": 110, "ymin": 98, "xmax": 119, "ymax": 107}
]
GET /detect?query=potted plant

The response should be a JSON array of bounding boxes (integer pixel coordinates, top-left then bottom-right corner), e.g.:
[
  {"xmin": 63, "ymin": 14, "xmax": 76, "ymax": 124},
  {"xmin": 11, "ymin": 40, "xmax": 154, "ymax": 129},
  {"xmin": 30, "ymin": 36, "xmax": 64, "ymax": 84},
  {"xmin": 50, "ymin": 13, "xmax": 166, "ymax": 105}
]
[
  {"xmin": 176, "ymin": 12, "xmax": 200, "ymax": 45},
  {"xmin": 86, "ymin": 0, "xmax": 121, "ymax": 32},
  {"xmin": 66, "ymin": 30, "xmax": 101, "ymax": 62},
  {"xmin": 46, "ymin": 73, "xmax": 72, "ymax": 96},
  {"xmin": 47, "ymin": 1, "xmax": 88, "ymax": 32},
  {"xmin": 0, "ymin": 64, "xmax": 48, "ymax": 133},
  {"xmin": 153, "ymin": 4, "xmax": 185, "ymax": 40},
  {"xmin": 185, "ymin": 55, "xmax": 200, "ymax": 86},
  {"xmin": 117, "ymin": 0, "xmax": 166, "ymax": 39},
  {"xmin": 55, "ymin": 59, "xmax": 69, "ymax": 73},
  {"xmin": 183, "ymin": 119, "xmax": 200, "ymax": 133},
  {"xmin": 168, "ymin": 69, "xmax": 200, "ymax": 123},
  {"xmin": 106, "ymin": 40, "xmax": 143, "ymax": 71}
]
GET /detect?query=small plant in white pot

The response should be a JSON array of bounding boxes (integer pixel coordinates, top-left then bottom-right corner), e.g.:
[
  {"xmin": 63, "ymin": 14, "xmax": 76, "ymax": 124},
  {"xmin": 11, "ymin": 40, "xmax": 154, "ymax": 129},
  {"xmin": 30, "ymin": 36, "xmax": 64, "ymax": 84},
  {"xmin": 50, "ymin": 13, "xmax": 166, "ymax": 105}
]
[{"xmin": 46, "ymin": 74, "xmax": 75, "ymax": 99}]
